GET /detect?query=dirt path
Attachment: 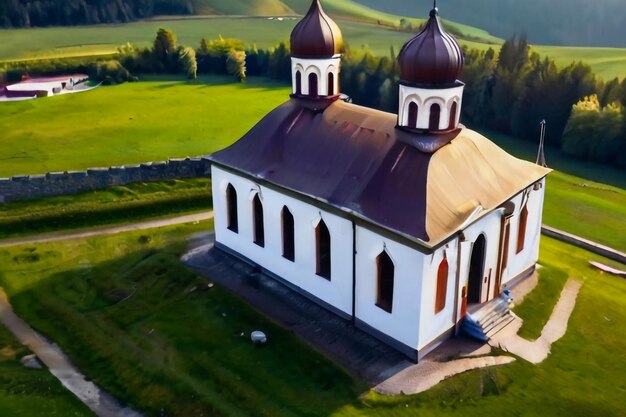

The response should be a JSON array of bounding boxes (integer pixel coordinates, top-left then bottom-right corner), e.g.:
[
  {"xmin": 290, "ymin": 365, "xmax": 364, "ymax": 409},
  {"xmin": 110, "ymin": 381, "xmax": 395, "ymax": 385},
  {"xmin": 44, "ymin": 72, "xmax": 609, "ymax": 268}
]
[
  {"xmin": 0, "ymin": 212, "xmax": 213, "ymax": 248},
  {"xmin": 489, "ymin": 279, "xmax": 582, "ymax": 364},
  {"xmin": 0, "ymin": 289, "xmax": 142, "ymax": 417}
]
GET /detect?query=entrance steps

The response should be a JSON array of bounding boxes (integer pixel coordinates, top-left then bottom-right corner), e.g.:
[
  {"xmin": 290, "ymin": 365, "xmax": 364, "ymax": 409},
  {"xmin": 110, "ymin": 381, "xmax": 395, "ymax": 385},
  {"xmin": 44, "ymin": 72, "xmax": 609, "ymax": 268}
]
[{"xmin": 462, "ymin": 290, "xmax": 516, "ymax": 342}]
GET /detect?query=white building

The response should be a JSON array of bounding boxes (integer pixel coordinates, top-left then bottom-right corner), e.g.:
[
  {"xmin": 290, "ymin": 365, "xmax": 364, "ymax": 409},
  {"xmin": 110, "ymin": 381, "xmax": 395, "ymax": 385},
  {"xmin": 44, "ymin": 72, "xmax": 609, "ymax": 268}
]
[{"xmin": 208, "ymin": 0, "xmax": 551, "ymax": 361}]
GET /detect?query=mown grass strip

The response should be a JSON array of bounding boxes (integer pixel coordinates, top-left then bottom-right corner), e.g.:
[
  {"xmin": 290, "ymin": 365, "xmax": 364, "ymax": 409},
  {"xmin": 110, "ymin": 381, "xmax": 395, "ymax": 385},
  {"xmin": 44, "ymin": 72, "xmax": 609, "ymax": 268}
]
[{"xmin": 0, "ymin": 179, "xmax": 211, "ymax": 239}]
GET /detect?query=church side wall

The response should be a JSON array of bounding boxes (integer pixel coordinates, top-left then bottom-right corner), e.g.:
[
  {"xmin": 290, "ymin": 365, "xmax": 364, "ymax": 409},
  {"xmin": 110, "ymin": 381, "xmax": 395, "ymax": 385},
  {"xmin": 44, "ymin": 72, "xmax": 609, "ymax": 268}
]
[
  {"xmin": 212, "ymin": 166, "xmax": 354, "ymax": 316},
  {"xmin": 417, "ymin": 240, "xmax": 458, "ymax": 352},
  {"xmin": 354, "ymin": 226, "xmax": 424, "ymax": 354},
  {"xmin": 504, "ymin": 178, "xmax": 546, "ymax": 284}
]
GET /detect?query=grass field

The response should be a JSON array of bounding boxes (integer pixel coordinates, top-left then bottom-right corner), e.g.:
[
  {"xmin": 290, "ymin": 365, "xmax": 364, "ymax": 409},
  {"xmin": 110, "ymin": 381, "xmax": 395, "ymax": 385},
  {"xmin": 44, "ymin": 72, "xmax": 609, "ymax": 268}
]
[
  {"xmin": 0, "ymin": 16, "xmax": 623, "ymax": 79},
  {"xmin": 0, "ymin": 179, "xmax": 211, "ymax": 240},
  {"xmin": 0, "ymin": 320, "xmax": 93, "ymax": 416},
  {"xmin": 0, "ymin": 76, "xmax": 289, "ymax": 177},
  {"xmin": 0, "ymin": 224, "xmax": 624, "ymax": 416}
]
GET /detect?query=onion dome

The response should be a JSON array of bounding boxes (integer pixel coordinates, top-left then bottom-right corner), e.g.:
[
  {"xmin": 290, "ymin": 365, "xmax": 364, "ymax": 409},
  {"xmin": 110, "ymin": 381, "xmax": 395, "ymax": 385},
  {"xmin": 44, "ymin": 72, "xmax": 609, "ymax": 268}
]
[
  {"xmin": 290, "ymin": 0, "xmax": 344, "ymax": 58},
  {"xmin": 398, "ymin": 7, "xmax": 464, "ymax": 85}
]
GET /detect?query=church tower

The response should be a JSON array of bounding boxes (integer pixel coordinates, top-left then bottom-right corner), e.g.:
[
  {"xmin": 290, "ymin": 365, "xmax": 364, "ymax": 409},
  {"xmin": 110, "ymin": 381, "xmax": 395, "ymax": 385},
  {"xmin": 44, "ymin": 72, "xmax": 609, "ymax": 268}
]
[
  {"xmin": 397, "ymin": 5, "xmax": 465, "ymax": 132},
  {"xmin": 290, "ymin": 0, "xmax": 344, "ymax": 98}
]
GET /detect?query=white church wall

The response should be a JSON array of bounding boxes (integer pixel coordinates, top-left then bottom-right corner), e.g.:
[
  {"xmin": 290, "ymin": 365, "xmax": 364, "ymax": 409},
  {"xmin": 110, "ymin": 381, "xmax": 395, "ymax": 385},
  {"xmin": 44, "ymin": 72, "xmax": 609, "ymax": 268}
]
[
  {"xmin": 212, "ymin": 165, "xmax": 354, "ymax": 315},
  {"xmin": 354, "ymin": 226, "xmax": 424, "ymax": 351},
  {"xmin": 398, "ymin": 84, "xmax": 464, "ymax": 130},
  {"xmin": 417, "ymin": 240, "xmax": 458, "ymax": 351},
  {"xmin": 504, "ymin": 179, "xmax": 546, "ymax": 285}
]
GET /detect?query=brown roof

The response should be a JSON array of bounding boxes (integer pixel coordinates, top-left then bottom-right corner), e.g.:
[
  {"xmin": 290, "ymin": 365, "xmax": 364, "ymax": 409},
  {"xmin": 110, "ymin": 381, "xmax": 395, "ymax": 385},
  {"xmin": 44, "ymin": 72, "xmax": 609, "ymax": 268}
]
[
  {"xmin": 210, "ymin": 98, "xmax": 550, "ymax": 248},
  {"xmin": 398, "ymin": 8, "xmax": 464, "ymax": 85},
  {"xmin": 290, "ymin": 0, "xmax": 343, "ymax": 58}
]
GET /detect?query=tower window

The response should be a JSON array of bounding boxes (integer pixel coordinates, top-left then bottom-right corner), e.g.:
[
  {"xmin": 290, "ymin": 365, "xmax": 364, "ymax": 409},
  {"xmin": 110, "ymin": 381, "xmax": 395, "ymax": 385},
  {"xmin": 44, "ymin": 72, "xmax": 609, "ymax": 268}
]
[
  {"xmin": 252, "ymin": 193, "xmax": 264, "ymax": 247},
  {"xmin": 226, "ymin": 183, "xmax": 238, "ymax": 233},
  {"xmin": 429, "ymin": 103, "xmax": 441, "ymax": 130},
  {"xmin": 516, "ymin": 204, "xmax": 529, "ymax": 254},
  {"xmin": 408, "ymin": 102, "xmax": 418, "ymax": 128},
  {"xmin": 376, "ymin": 250, "xmax": 394, "ymax": 313},
  {"xmin": 281, "ymin": 206, "xmax": 295, "ymax": 261},
  {"xmin": 315, "ymin": 220, "xmax": 331, "ymax": 280},
  {"xmin": 327, "ymin": 72, "xmax": 334, "ymax": 96},
  {"xmin": 308, "ymin": 73, "xmax": 318, "ymax": 97},
  {"xmin": 295, "ymin": 70, "xmax": 302, "ymax": 95},
  {"xmin": 435, "ymin": 257, "xmax": 449, "ymax": 314},
  {"xmin": 448, "ymin": 101, "xmax": 458, "ymax": 129}
]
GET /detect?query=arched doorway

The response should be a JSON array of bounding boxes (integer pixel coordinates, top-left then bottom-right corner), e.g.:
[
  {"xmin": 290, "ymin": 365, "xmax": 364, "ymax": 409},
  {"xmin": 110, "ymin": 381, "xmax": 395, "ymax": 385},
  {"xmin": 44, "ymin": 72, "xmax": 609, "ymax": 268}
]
[{"xmin": 468, "ymin": 235, "xmax": 486, "ymax": 304}]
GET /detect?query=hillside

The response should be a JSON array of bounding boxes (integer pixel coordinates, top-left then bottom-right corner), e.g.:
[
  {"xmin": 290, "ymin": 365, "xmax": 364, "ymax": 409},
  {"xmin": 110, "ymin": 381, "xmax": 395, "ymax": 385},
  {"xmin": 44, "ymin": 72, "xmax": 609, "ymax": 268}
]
[
  {"xmin": 0, "ymin": 0, "xmax": 500, "ymax": 43},
  {"xmin": 355, "ymin": 0, "xmax": 626, "ymax": 48}
]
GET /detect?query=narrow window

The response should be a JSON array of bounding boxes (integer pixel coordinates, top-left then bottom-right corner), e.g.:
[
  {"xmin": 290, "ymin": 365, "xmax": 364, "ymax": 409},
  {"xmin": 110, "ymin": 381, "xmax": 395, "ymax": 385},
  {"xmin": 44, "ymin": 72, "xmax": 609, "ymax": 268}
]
[
  {"xmin": 281, "ymin": 206, "xmax": 295, "ymax": 261},
  {"xmin": 516, "ymin": 204, "xmax": 529, "ymax": 254},
  {"xmin": 327, "ymin": 72, "xmax": 334, "ymax": 96},
  {"xmin": 226, "ymin": 183, "xmax": 238, "ymax": 233},
  {"xmin": 376, "ymin": 250, "xmax": 394, "ymax": 313},
  {"xmin": 435, "ymin": 257, "xmax": 449, "ymax": 314},
  {"xmin": 308, "ymin": 73, "xmax": 318, "ymax": 97},
  {"xmin": 295, "ymin": 70, "xmax": 302, "ymax": 95},
  {"xmin": 448, "ymin": 101, "xmax": 458, "ymax": 129},
  {"xmin": 429, "ymin": 103, "xmax": 441, "ymax": 130},
  {"xmin": 315, "ymin": 220, "xmax": 331, "ymax": 279},
  {"xmin": 252, "ymin": 194, "xmax": 264, "ymax": 247},
  {"xmin": 408, "ymin": 102, "xmax": 418, "ymax": 128},
  {"xmin": 502, "ymin": 221, "xmax": 511, "ymax": 270}
]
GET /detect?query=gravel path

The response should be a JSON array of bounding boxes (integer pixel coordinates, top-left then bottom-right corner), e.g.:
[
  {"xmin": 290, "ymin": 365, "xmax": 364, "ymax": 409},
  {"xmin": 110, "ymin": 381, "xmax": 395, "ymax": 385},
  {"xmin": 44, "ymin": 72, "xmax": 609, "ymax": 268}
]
[{"xmin": 0, "ymin": 212, "xmax": 213, "ymax": 248}]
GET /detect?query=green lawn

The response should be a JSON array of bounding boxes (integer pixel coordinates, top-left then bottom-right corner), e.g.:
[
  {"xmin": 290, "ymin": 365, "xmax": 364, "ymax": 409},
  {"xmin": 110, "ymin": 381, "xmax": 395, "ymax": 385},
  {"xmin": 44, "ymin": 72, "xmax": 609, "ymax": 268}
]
[
  {"xmin": 0, "ymin": 76, "xmax": 289, "ymax": 177},
  {"xmin": 0, "ymin": 179, "xmax": 211, "ymax": 240},
  {"xmin": 0, "ymin": 16, "xmax": 623, "ymax": 79},
  {"xmin": 0, "ymin": 225, "xmax": 624, "ymax": 416},
  {"xmin": 0, "ymin": 321, "xmax": 94, "ymax": 416}
]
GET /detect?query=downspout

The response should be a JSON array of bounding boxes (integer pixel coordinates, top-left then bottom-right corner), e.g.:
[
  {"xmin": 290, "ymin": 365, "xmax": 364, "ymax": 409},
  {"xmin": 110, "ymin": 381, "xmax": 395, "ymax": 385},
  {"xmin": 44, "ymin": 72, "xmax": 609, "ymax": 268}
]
[
  {"xmin": 453, "ymin": 233, "xmax": 465, "ymax": 335},
  {"xmin": 351, "ymin": 221, "xmax": 356, "ymax": 323}
]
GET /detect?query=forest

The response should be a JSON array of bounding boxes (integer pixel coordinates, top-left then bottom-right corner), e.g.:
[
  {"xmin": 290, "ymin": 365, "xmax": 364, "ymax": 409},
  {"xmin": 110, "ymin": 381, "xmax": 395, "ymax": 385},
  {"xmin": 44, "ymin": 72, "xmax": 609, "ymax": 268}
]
[{"xmin": 0, "ymin": 0, "xmax": 194, "ymax": 27}]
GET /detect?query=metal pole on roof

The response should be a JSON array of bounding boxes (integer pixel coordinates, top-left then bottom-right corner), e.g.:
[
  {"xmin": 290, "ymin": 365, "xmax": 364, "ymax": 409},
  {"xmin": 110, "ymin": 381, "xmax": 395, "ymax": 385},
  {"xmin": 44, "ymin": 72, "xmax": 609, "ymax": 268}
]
[{"xmin": 536, "ymin": 120, "xmax": 548, "ymax": 167}]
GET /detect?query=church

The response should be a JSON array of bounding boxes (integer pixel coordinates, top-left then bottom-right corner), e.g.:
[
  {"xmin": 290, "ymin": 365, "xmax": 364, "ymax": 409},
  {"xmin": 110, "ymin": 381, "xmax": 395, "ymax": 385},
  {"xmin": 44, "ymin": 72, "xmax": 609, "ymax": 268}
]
[{"xmin": 208, "ymin": 0, "xmax": 551, "ymax": 362}]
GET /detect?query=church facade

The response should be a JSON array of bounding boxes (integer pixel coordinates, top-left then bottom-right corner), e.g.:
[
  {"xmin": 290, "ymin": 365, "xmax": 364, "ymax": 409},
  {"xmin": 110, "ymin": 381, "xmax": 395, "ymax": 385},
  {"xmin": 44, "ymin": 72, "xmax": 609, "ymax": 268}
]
[{"xmin": 209, "ymin": 0, "xmax": 550, "ymax": 361}]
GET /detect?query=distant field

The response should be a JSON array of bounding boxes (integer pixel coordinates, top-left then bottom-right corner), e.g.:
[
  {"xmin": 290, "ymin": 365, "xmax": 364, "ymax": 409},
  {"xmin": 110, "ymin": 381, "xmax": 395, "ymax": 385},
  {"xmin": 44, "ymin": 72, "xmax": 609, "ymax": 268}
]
[
  {"xmin": 0, "ymin": 76, "xmax": 289, "ymax": 177},
  {"xmin": 1, "ymin": 17, "xmax": 624, "ymax": 79}
]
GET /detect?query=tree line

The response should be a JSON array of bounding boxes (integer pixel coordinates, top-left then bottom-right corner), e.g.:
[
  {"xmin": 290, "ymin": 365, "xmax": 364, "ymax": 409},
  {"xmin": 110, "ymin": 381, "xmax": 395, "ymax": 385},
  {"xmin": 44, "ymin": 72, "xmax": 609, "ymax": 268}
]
[
  {"xmin": 1, "ymin": 30, "xmax": 624, "ymax": 169},
  {"xmin": 0, "ymin": 0, "xmax": 194, "ymax": 28}
]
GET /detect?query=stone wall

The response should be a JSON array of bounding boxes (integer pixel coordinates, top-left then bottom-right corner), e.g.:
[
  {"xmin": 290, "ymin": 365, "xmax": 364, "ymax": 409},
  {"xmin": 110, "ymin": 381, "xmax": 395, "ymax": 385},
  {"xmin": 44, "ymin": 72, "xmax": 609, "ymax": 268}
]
[{"xmin": 0, "ymin": 157, "xmax": 212, "ymax": 204}]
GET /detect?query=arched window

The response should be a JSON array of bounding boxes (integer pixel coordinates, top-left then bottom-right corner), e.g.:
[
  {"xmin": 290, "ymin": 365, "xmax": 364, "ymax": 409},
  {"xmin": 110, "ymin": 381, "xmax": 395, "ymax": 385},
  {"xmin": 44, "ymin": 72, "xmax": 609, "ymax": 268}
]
[
  {"xmin": 327, "ymin": 72, "xmax": 334, "ymax": 96},
  {"xmin": 281, "ymin": 206, "xmax": 295, "ymax": 261},
  {"xmin": 376, "ymin": 250, "xmax": 394, "ymax": 313},
  {"xmin": 516, "ymin": 204, "xmax": 529, "ymax": 254},
  {"xmin": 408, "ymin": 102, "xmax": 418, "ymax": 128},
  {"xmin": 429, "ymin": 103, "xmax": 441, "ymax": 130},
  {"xmin": 448, "ymin": 101, "xmax": 458, "ymax": 129},
  {"xmin": 252, "ymin": 194, "xmax": 264, "ymax": 247},
  {"xmin": 315, "ymin": 220, "xmax": 331, "ymax": 279},
  {"xmin": 435, "ymin": 256, "xmax": 449, "ymax": 313},
  {"xmin": 295, "ymin": 70, "xmax": 302, "ymax": 95},
  {"xmin": 226, "ymin": 184, "xmax": 238, "ymax": 233},
  {"xmin": 308, "ymin": 73, "xmax": 318, "ymax": 97}
]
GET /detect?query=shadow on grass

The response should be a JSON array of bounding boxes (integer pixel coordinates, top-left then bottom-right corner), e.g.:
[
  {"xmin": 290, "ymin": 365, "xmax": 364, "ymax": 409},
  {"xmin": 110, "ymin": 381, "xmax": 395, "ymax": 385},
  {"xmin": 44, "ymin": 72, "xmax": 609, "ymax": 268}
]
[{"xmin": 5, "ymin": 242, "xmax": 363, "ymax": 417}]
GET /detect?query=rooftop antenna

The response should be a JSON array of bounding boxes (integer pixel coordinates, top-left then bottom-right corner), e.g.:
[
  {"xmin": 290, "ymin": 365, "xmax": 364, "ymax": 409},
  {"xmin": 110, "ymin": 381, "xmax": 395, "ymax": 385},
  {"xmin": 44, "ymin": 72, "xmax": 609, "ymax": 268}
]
[{"xmin": 536, "ymin": 120, "xmax": 547, "ymax": 167}]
